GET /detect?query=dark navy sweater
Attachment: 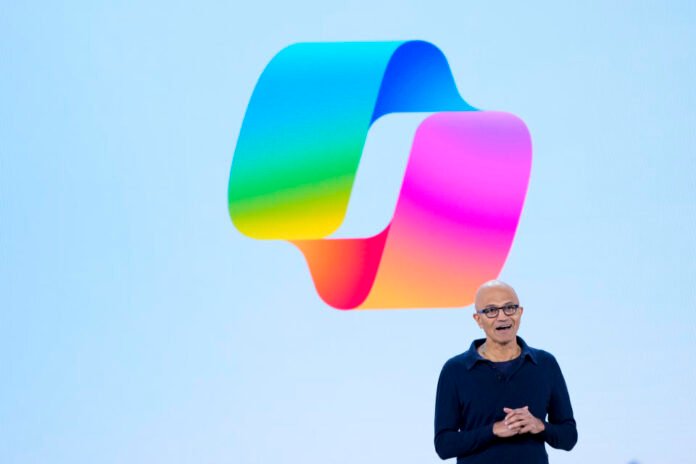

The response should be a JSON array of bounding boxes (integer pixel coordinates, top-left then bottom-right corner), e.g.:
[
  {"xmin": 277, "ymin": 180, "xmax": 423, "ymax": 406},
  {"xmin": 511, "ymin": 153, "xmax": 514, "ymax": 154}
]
[{"xmin": 434, "ymin": 337, "xmax": 577, "ymax": 463}]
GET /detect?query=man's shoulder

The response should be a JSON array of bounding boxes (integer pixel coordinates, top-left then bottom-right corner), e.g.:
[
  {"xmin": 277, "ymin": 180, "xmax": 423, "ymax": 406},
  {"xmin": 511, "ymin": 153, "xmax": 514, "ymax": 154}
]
[
  {"xmin": 442, "ymin": 339, "xmax": 483, "ymax": 364},
  {"xmin": 444, "ymin": 350, "xmax": 470, "ymax": 365},
  {"xmin": 524, "ymin": 343, "xmax": 562, "ymax": 369},
  {"xmin": 439, "ymin": 350, "xmax": 472, "ymax": 372}
]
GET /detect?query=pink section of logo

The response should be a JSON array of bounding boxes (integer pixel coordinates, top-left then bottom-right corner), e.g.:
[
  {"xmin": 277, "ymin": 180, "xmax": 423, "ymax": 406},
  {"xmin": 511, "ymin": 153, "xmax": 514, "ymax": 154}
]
[{"xmin": 294, "ymin": 111, "xmax": 532, "ymax": 309}]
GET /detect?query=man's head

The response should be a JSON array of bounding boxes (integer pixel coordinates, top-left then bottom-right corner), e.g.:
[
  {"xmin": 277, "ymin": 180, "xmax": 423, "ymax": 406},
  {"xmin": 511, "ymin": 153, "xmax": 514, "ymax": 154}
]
[{"xmin": 473, "ymin": 280, "xmax": 523, "ymax": 345}]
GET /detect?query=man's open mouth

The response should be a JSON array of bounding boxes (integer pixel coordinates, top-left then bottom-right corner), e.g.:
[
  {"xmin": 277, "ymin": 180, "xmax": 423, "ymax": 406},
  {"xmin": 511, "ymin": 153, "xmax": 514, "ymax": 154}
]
[{"xmin": 495, "ymin": 324, "xmax": 513, "ymax": 331}]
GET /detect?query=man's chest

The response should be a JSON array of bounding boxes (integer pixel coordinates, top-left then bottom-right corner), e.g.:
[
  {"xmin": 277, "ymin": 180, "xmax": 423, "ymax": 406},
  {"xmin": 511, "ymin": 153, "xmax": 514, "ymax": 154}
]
[{"xmin": 455, "ymin": 363, "xmax": 553, "ymax": 426}]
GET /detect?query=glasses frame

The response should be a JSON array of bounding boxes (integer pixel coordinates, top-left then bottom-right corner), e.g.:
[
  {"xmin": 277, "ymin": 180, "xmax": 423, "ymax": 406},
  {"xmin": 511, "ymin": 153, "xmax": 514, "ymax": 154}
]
[{"xmin": 476, "ymin": 304, "xmax": 520, "ymax": 319}]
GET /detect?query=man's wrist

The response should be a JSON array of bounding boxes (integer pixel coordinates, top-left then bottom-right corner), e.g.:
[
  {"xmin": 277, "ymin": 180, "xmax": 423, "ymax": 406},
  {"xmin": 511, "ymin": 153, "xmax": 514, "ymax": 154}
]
[
  {"xmin": 492, "ymin": 420, "xmax": 504, "ymax": 437},
  {"xmin": 536, "ymin": 418, "xmax": 546, "ymax": 432}
]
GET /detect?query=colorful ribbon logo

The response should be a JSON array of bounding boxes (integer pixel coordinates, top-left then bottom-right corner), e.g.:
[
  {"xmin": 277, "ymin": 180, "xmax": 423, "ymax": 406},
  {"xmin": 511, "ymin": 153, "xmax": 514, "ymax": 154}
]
[{"xmin": 228, "ymin": 41, "xmax": 532, "ymax": 309}]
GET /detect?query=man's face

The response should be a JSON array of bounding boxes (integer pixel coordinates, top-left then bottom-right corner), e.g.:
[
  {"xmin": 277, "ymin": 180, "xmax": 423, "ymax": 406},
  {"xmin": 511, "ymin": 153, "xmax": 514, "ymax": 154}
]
[{"xmin": 473, "ymin": 284, "xmax": 523, "ymax": 345}]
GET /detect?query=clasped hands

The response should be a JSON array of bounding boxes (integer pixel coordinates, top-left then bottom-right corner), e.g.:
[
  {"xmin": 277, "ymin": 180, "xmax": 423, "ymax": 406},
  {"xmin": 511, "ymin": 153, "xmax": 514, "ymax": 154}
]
[{"xmin": 493, "ymin": 406, "xmax": 545, "ymax": 438}]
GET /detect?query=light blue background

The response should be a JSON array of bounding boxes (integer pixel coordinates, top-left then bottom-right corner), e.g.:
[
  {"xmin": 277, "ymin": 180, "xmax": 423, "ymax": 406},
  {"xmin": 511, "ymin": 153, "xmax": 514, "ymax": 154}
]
[{"xmin": 2, "ymin": 1, "xmax": 694, "ymax": 463}]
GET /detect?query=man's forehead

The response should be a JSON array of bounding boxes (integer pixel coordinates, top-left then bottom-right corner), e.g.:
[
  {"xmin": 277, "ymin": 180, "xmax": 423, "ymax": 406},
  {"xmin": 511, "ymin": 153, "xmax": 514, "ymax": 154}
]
[{"xmin": 474, "ymin": 281, "xmax": 519, "ymax": 307}]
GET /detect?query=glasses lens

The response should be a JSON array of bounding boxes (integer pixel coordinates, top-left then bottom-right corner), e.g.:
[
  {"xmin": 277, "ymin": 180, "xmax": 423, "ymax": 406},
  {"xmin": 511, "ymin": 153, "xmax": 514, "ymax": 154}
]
[
  {"xmin": 485, "ymin": 308, "xmax": 499, "ymax": 318},
  {"xmin": 502, "ymin": 304, "xmax": 518, "ymax": 316}
]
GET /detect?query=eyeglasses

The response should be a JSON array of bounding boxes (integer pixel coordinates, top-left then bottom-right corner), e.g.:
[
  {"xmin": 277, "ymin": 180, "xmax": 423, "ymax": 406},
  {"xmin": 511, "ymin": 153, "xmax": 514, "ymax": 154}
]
[{"xmin": 476, "ymin": 304, "xmax": 520, "ymax": 319}]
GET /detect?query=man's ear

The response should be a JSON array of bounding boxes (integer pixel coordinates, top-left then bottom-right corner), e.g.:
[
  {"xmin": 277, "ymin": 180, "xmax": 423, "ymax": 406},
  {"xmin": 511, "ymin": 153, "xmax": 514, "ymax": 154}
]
[{"xmin": 473, "ymin": 312, "xmax": 482, "ymax": 328}]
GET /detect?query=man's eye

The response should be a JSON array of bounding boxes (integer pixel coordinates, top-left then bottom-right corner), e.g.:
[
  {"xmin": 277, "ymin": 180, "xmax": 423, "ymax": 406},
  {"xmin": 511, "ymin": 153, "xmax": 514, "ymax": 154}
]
[{"xmin": 483, "ymin": 308, "xmax": 495, "ymax": 314}]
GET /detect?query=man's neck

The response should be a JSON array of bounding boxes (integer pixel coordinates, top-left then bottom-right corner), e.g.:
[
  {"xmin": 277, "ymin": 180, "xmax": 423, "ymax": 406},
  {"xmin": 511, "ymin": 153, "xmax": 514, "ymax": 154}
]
[{"xmin": 480, "ymin": 339, "xmax": 521, "ymax": 362}]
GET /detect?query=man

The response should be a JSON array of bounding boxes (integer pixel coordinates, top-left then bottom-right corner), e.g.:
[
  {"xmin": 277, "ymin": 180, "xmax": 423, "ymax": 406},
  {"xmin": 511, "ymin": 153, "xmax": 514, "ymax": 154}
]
[{"xmin": 434, "ymin": 280, "xmax": 577, "ymax": 463}]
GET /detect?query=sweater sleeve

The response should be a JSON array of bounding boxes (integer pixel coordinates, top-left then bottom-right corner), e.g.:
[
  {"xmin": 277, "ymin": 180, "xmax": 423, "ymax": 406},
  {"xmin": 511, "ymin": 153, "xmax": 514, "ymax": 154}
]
[
  {"xmin": 434, "ymin": 361, "xmax": 495, "ymax": 459},
  {"xmin": 543, "ymin": 356, "xmax": 578, "ymax": 451}
]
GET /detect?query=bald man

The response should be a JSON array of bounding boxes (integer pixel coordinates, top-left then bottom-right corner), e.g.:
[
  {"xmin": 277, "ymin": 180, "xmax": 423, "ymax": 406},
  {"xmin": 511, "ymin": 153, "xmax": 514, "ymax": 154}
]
[{"xmin": 433, "ymin": 281, "xmax": 577, "ymax": 463}]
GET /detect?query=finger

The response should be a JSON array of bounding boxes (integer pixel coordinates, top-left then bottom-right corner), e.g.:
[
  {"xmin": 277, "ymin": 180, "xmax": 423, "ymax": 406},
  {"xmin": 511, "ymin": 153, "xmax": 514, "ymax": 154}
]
[
  {"xmin": 505, "ymin": 421, "xmax": 523, "ymax": 432},
  {"xmin": 509, "ymin": 408, "xmax": 532, "ymax": 419},
  {"xmin": 505, "ymin": 413, "xmax": 523, "ymax": 424},
  {"xmin": 518, "ymin": 425, "xmax": 533, "ymax": 434},
  {"xmin": 505, "ymin": 409, "xmax": 529, "ymax": 421},
  {"xmin": 518, "ymin": 420, "xmax": 540, "ymax": 434},
  {"xmin": 523, "ymin": 417, "xmax": 545, "ymax": 433},
  {"xmin": 504, "ymin": 412, "xmax": 521, "ymax": 423},
  {"xmin": 512, "ymin": 415, "xmax": 535, "ymax": 426},
  {"xmin": 505, "ymin": 416, "xmax": 528, "ymax": 428}
]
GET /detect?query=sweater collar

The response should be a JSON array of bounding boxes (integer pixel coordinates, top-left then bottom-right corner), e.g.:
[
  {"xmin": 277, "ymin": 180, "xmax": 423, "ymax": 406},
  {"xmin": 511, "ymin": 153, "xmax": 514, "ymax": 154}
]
[{"xmin": 463, "ymin": 336, "xmax": 537, "ymax": 370}]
